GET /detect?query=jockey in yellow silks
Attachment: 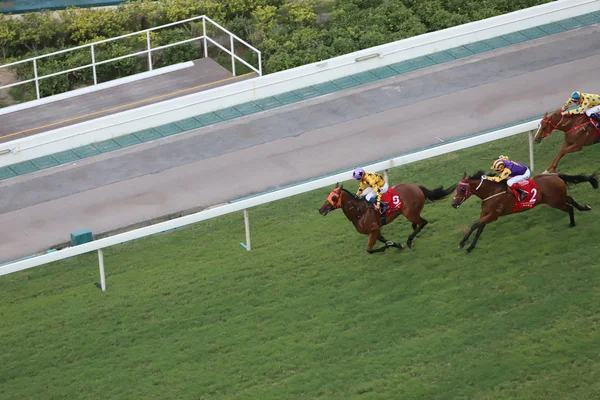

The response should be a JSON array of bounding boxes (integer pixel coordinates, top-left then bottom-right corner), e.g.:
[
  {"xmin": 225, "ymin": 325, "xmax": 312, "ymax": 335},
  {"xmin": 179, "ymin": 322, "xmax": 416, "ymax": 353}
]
[
  {"xmin": 562, "ymin": 91, "xmax": 600, "ymax": 129},
  {"xmin": 352, "ymin": 168, "xmax": 389, "ymax": 214}
]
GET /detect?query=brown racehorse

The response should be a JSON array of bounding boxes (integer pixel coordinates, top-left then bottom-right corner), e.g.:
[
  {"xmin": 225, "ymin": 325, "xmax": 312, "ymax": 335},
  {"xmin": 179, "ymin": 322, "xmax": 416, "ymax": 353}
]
[
  {"xmin": 318, "ymin": 178, "xmax": 456, "ymax": 253},
  {"xmin": 451, "ymin": 170, "xmax": 598, "ymax": 253},
  {"xmin": 534, "ymin": 108, "xmax": 600, "ymax": 173}
]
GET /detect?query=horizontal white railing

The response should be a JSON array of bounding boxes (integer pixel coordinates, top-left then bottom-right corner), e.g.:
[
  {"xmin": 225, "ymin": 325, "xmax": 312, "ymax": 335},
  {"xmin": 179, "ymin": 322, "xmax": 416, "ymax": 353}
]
[
  {"xmin": 0, "ymin": 120, "xmax": 540, "ymax": 289},
  {"xmin": 0, "ymin": 15, "xmax": 261, "ymax": 101},
  {"xmin": 0, "ymin": 0, "xmax": 596, "ymax": 167}
]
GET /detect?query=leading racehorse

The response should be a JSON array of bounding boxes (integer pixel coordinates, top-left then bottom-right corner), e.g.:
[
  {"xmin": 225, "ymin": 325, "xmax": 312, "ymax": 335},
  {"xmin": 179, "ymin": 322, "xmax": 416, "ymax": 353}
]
[
  {"xmin": 451, "ymin": 170, "xmax": 598, "ymax": 253},
  {"xmin": 318, "ymin": 173, "xmax": 456, "ymax": 253},
  {"xmin": 534, "ymin": 108, "xmax": 600, "ymax": 173}
]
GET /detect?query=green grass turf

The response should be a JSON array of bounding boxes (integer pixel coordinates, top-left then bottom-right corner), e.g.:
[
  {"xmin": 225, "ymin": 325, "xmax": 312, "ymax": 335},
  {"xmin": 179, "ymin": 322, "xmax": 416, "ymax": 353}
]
[{"xmin": 2, "ymin": 130, "xmax": 600, "ymax": 399}]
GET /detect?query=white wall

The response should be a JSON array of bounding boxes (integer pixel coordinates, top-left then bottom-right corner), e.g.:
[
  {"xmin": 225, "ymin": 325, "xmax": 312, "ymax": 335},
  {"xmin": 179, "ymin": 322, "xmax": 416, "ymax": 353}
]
[{"xmin": 0, "ymin": 0, "xmax": 597, "ymax": 167}]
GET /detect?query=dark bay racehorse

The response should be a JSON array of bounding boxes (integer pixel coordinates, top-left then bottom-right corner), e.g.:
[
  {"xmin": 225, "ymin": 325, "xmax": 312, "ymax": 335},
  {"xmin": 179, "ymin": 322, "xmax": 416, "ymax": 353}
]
[
  {"xmin": 319, "ymin": 178, "xmax": 456, "ymax": 253},
  {"xmin": 451, "ymin": 170, "xmax": 598, "ymax": 253},
  {"xmin": 534, "ymin": 108, "xmax": 600, "ymax": 173}
]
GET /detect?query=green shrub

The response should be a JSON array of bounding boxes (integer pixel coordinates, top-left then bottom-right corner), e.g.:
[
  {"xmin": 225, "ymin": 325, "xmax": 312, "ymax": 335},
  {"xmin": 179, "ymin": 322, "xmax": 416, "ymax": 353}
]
[{"xmin": 0, "ymin": 0, "xmax": 554, "ymax": 97}]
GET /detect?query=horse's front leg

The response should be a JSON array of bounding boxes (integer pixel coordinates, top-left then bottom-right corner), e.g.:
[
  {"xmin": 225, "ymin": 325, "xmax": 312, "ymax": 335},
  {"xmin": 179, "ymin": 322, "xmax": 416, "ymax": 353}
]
[
  {"xmin": 545, "ymin": 144, "xmax": 567, "ymax": 174},
  {"xmin": 546, "ymin": 142, "xmax": 582, "ymax": 173},
  {"xmin": 464, "ymin": 224, "xmax": 487, "ymax": 253},
  {"xmin": 463, "ymin": 212, "xmax": 498, "ymax": 253},
  {"xmin": 377, "ymin": 233, "xmax": 403, "ymax": 250},
  {"xmin": 459, "ymin": 222, "xmax": 480, "ymax": 249},
  {"xmin": 367, "ymin": 231, "xmax": 387, "ymax": 253}
]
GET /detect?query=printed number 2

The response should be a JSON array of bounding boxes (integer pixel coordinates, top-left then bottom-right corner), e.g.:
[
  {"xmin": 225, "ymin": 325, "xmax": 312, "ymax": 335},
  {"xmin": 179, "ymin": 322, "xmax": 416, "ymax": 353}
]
[
  {"xmin": 392, "ymin": 195, "xmax": 401, "ymax": 205},
  {"xmin": 530, "ymin": 188, "xmax": 537, "ymax": 202}
]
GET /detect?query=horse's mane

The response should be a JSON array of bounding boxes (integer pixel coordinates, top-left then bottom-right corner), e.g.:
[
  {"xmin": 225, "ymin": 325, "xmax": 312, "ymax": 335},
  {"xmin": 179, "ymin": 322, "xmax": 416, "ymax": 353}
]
[
  {"xmin": 340, "ymin": 188, "xmax": 359, "ymax": 199},
  {"xmin": 468, "ymin": 170, "xmax": 497, "ymax": 180}
]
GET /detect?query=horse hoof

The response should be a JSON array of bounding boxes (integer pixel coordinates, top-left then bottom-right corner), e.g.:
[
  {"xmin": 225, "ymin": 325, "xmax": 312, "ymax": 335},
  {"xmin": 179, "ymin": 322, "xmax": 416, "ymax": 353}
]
[
  {"xmin": 458, "ymin": 242, "xmax": 465, "ymax": 249},
  {"xmin": 585, "ymin": 205, "xmax": 592, "ymax": 211},
  {"xmin": 397, "ymin": 243, "xmax": 404, "ymax": 250},
  {"xmin": 406, "ymin": 241, "xmax": 413, "ymax": 249},
  {"xmin": 464, "ymin": 249, "xmax": 471, "ymax": 254}
]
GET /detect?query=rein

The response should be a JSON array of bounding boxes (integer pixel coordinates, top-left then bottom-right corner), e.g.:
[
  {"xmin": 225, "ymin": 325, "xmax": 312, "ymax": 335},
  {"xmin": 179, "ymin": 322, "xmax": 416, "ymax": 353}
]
[
  {"xmin": 481, "ymin": 191, "xmax": 507, "ymax": 202},
  {"xmin": 455, "ymin": 179, "xmax": 507, "ymax": 204},
  {"xmin": 541, "ymin": 113, "xmax": 590, "ymax": 138},
  {"xmin": 327, "ymin": 189, "xmax": 366, "ymax": 221}
]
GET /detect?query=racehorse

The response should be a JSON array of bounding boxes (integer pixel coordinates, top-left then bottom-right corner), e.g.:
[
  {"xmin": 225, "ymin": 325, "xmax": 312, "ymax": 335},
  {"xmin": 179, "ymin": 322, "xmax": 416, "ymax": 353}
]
[
  {"xmin": 318, "ymin": 175, "xmax": 456, "ymax": 253},
  {"xmin": 451, "ymin": 170, "xmax": 598, "ymax": 253},
  {"xmin": 534, "ymin": 108, "xmax": 600, "ymax": 173}
]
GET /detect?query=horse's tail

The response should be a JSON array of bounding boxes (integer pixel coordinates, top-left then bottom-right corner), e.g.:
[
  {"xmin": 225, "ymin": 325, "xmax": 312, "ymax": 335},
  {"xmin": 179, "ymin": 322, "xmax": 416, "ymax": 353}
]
[
  {"xmin": 557, "ymin": 172, "xmax": 599, "ymax": 189},
  {"xmin": 418, "ymin": 184, "xmax": 457, "ymax": 202}
]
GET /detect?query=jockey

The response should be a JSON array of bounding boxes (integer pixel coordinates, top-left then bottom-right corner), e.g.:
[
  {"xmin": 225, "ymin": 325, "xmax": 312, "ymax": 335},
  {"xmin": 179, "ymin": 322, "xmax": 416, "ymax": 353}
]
[
  {"xmin": 482, "ymin": 155, "xmax": 531, "ymax": 201},
  {"xmin": 561, "ymin": 91, "xmax": 600, "ymax": 129},
  {"xmin": 352, "ymin": 168, "xmax": 389, "ymax": 214}
]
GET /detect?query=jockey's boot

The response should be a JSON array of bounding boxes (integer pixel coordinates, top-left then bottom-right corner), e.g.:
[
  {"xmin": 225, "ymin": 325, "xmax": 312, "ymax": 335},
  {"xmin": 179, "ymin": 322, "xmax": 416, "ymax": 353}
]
[
  {"xmin": 379, "ymin": 201, "xmax": 389, "ymax": 214},
  {"xmin": 591, "ymin": 113, "xmax": 600, "ymax": 129},
  {"xmin": 516, "ymin": 187, "xmax": 528, "ymax": 202}
]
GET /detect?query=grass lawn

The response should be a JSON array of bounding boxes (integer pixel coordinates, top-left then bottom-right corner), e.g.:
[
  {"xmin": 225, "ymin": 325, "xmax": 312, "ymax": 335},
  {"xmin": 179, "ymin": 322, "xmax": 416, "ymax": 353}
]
[{"xmin": 1, "ymin": 130, "xmax": 600, "ymax": 399}]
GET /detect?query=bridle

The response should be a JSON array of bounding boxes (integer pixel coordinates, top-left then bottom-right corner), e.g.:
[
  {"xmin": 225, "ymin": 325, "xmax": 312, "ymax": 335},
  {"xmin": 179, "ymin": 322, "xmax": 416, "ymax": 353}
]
[
  {"xmin": 327, "ymin": 188, "xmax": 343, "ymax": 208},
  {"xmin": 453, "ymin": 178, "xmax": 507, "ymax": 205},
  {"xmin": 539, "ymin": 113, "xmax": 590, "ymax": 139}
]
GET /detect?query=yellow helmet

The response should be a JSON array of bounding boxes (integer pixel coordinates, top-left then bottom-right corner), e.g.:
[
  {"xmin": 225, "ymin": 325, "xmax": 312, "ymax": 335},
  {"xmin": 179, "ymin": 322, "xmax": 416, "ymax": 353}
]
[{"xmin": 491, "ymin": 159, "xmax": 505, "ymax": 171}]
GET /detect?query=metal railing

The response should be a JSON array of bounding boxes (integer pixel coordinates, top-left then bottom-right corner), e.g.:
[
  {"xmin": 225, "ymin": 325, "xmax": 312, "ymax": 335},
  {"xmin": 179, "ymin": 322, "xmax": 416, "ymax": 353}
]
[
  {"xmin": 0, "ymin": 15, "xmax": 262, "ymax": 100},
  {"xmin": 0, "ymin": 121, "xmax": 540, "ymax": 290}
]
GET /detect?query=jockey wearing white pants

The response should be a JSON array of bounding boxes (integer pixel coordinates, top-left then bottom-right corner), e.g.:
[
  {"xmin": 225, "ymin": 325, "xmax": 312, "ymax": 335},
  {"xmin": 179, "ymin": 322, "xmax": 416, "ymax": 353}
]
[
  {"xmin": 361, "ymin": 181, "xmax": 389, "ymax": 202},
  {"xmin": 506, "ymin": 167, "xmax": 530, "ymax": 187}
]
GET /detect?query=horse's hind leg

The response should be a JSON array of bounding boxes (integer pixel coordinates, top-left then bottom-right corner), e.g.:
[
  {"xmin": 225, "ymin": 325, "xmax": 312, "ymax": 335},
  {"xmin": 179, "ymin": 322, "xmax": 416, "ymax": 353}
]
[
  {"xmin": 406, "ymin": 217, "xmax": 429, "ymax": 249},
  {"xmin": 558, "ymin": 203, "xmax": 576, "ymax": 227},
  {"xmin": 567, "ymin": 196, "xmax": 592, "ymax": 212}
]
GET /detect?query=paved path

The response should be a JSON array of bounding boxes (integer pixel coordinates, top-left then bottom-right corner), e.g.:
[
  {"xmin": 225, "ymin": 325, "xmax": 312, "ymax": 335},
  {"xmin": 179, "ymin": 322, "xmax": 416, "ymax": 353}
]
[
  {"xmin": 1, "ymin": 24, "xmax": 600, "ymax": 264},
  {"xmin": 0, "ymin": 58, "xmax": 255, "ymax": 143}
]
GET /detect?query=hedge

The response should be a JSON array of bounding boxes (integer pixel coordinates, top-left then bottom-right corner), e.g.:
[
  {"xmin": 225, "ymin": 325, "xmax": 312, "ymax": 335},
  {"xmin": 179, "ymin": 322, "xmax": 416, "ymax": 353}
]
[{"xmin": 0, "ymin": 0, "xmax": 553, "ymax": 100}]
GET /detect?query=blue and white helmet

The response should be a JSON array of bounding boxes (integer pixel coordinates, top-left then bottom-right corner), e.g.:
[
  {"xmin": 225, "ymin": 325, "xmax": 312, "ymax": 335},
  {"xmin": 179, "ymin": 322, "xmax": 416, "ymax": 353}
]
[
  {"xmin": 571, "ymin": 91, "xmax": 581, "ymax": 101},
  {"xmin": 352, "ymin": 168, "xmax": 365, "ymax": 180}
]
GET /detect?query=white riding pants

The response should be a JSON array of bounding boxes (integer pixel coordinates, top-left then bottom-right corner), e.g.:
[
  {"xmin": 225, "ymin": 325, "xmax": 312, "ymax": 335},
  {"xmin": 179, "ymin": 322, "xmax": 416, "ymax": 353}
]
[
  {"xmin": 362, "ymin": 182, "xmax": 389, "ymax": 201},
  {"xmin": 585, "ymin": 105, "xmax": 600, "ymax": 116},
  {"xmin": 507, "ymin": 168, "xmax": 531, "ymax": 187}
]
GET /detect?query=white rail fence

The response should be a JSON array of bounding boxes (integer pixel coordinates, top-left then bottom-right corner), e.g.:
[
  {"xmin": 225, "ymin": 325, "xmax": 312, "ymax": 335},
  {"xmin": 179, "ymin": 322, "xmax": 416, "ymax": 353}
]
[
  {"xmin": 0, "ymin": 121, "xmax": 540, "ymax": 290},
  {"xmin": 0, "ymin": 0, "xmax": 597, "ymax": 167},
  {"xmin": 0, "ymin": 15, "xmax": 262, "ymax": 100}
]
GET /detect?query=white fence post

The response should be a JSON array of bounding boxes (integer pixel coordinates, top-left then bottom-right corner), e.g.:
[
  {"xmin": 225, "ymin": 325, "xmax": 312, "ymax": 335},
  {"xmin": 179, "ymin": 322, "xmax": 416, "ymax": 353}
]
[
  {"xmin": 33, "ymin": 59, "xmax": 40, "ymax": 99},
  {"xmin": 203, "ymin": 17, "xmax": 208, "ymax": 58},
  {"xmin": 97, "ymin": 249, "xmax": 106, "ymax": 291},
  {"xmin": 90, "ymin": 44, "xmax": 98, "ymax": 85},
  {"xmin": 230, "ymin": 35, "xmax": 236, "ymax": 76},
  {"xmin": 258, "ymin": 52, "xmax": 262, "ymax": 76},
  {"xmin": 528, "ymin": 130, "xmax": 535, "ymax": 172},
  {"xmin": 146, "ymin": 31, "xmax": 153, "ymax": 71},
  {"xmin": 243, "ymin": 209, "xmax": 251, "ymax": 251}
]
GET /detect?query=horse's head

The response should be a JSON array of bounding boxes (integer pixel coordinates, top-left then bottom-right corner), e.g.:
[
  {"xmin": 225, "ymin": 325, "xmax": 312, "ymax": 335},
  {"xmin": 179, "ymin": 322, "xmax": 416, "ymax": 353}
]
[
  {"xmin": 451, "ymin": 172, "xmax": 472, "ymax": 209},
  {"xmin": 318, "ymin": 183, "xmax": 344, "ymax": 216},
  {"xmin": 451, "ymin": 171, "xmax": 500, "ymax": 208},
  {"xmin": 534, "ymin": 109, "xmax": 563, "ymax": 144}
]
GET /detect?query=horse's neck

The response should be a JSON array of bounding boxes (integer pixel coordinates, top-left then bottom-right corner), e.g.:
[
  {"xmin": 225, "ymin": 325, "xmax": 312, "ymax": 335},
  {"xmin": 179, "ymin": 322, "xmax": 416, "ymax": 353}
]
[
  {"xmin": 471, "ymin": 180, "xmax": 504, "ymax": 199},
  {"xmin": 557, "ymin": 113, "xmax": 585, "ymax": 131},
  {"xmin": 341, "ymin": 193, "xmax": 369, "ymax": 220}
]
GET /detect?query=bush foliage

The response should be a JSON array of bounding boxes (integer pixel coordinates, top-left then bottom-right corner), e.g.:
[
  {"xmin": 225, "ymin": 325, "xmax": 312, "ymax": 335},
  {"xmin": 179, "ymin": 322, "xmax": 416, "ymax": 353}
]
[{"xmin": 0, "ymin": 0, "xmax": 552, "ymax": 99}]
